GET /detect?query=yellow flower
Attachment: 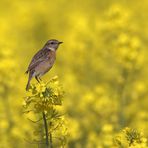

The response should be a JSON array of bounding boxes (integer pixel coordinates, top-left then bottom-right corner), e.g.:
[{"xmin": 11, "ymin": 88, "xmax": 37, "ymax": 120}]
[{"xmin": 36, "ymin": 83, "xmax": 46, "ymax": 93}]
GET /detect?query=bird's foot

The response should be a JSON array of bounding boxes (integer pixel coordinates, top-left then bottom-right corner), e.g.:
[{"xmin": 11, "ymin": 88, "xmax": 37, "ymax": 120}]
[{"xmin": 35, "ymin": 76, "xmax": 41, "ymax": 83}]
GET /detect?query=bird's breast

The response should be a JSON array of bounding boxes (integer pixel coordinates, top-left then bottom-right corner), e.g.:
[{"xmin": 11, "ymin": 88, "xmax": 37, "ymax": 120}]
[{"xmin": 35, "ymin": 53, "xmax": 56, "ymax": 76}]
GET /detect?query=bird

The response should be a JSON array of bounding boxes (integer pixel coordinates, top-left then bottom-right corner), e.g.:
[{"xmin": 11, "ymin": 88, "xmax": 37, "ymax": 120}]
[{"xmin": 25, "ymin": 39, "xmax": 63, "ymax": 91}]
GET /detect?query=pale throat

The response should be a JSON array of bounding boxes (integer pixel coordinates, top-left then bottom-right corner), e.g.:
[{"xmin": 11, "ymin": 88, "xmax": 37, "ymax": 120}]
[{"xmin": 47, "ymin": 47, "xmax": 56, "ymax": 52}]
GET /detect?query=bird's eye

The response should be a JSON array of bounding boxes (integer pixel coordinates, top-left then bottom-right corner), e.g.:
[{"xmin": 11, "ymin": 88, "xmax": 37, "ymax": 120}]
[{"xmin": 50, "ymin": 42, "xmax": 54, "ymax": 44}]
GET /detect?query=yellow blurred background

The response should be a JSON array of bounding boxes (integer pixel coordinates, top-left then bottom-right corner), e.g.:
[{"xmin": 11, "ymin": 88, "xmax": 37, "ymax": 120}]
[{"xmin": 0, "ymin": 0, "xmax": 148, "ymax": 147}]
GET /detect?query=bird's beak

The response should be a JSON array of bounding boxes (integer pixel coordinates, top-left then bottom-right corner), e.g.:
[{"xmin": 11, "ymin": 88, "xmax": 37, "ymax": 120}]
[{"xmin": 59, "ymin": 41, "xmax": 63, "ymax": 44}]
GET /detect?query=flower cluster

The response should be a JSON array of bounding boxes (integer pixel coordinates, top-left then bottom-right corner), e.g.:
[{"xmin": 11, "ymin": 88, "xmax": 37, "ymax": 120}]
[
  {"xmin": 115, "ymin": 127, "xmax": 147, "ymax": 148},
  {"xmin": 23, "ymin": 76, "xmax": 64, "ymax": 113}
]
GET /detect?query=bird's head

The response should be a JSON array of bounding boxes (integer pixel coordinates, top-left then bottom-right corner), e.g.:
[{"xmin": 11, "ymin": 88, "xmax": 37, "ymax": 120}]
[{"xmin": 44, "ymin": 39, "xmax": 63, "ymax": 51}]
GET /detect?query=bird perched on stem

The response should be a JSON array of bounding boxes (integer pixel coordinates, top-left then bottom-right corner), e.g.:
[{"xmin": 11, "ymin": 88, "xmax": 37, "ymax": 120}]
[{"xmin": 25, "ymin": 39, "xmax": 63, "ymax": 91}]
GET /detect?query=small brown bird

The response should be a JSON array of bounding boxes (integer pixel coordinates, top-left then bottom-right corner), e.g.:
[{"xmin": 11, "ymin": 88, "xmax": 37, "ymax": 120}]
[{"xmin": 25, "ymin": 39, "xmax": 63, "ymax": 91}]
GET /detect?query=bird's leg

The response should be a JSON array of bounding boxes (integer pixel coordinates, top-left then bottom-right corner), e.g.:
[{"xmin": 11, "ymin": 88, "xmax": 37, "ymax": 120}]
[
  {"xmin": 39, "ymin": 77, "xmax": 42, "ymax": 81},
  {"xmin": 35, "ymin": 76, "xmax": 40, "ymax": 83}
]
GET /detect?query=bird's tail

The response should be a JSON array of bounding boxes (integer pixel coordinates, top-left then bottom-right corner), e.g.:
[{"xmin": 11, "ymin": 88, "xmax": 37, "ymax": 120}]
[
  {"xmin": 26, "ymin": 80, "xmax": 30, "ymax": 91},
  {"xmin": 26, "ymin": 73, "xmax": 32, "ymax": 91}
]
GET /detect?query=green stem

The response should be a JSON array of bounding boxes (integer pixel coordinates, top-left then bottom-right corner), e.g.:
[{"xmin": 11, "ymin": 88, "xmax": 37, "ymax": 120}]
[
  {"xmin": 49, "ymin": 132, "xmax": 53, "ymax": 148},
  {"xmin": 42, "ymin": 112, "xmax": 49, "ymax": 148},
  {"xmin": 49, "ymin": 121, "xmax": 53, "ymax": 148}
]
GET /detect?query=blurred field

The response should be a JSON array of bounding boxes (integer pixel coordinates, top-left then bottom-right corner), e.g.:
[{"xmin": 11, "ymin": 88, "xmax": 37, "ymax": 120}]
[{"xmin": 0, "ymin": 0, "xmax": 148, "ymax": 147}]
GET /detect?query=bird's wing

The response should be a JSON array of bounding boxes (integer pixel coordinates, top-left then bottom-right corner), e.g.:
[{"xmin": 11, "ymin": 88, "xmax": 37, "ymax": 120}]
[{"xmin": 26, "ymin": 48, "xmax": 50, "ymax": 73}]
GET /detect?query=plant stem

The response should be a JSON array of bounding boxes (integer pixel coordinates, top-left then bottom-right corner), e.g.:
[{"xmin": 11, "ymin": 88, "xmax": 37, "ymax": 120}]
[
  {"xmin": 49, "ymin": 133, "xmax": 53, "ymax": 148},
  {"xmin": 49, "ymin": 122, "xmax": 53, "ymax": 148},
  {"xmin": 42, "ymin": 112, "xmax": 49, "ymax": 148}
]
